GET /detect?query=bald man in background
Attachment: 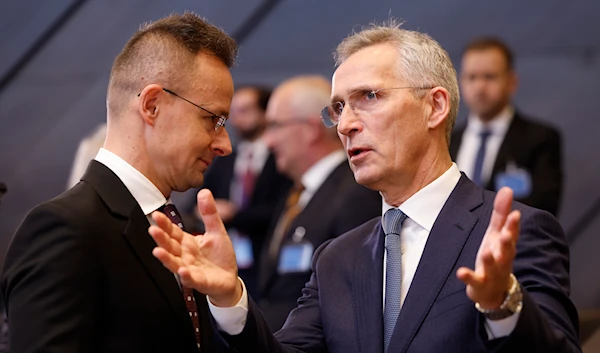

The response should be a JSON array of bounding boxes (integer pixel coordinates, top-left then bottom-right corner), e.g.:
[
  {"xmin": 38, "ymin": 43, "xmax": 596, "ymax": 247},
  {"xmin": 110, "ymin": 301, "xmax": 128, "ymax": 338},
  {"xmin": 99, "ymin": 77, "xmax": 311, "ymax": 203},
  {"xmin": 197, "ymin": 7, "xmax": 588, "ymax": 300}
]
[{"xmin": 255, "ymin": 75, "xmax": 381, "ymax": 331}]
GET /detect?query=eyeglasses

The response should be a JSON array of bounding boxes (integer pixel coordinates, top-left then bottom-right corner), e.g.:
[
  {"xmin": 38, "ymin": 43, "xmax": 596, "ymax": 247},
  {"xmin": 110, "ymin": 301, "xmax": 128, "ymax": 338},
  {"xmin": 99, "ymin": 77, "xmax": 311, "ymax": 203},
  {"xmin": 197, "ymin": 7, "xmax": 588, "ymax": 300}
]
[
  {"xmin": 320, "ymin": 86, "xmax": 433, "ymax": 128},
  {"xmin": 137, "ymin": 88, "xmax": 227, "ymax": 132}
]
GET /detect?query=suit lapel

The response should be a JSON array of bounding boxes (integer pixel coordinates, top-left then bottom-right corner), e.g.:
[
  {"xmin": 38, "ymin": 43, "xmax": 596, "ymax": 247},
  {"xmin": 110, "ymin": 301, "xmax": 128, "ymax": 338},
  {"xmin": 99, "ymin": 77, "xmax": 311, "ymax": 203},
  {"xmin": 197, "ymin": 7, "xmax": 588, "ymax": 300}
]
[
  {"xmin": 388, "ymin": 176, "xmax": 482, "ymax": 353},
  {"xmin": 259, "ymin": 161, "xmax": 348, "ymax": 294},
  {"xmin": 122, "ymin": 209, "xmax": 196, "ymax": 337},
  {"xmin": 82, "ymin": 161, "xmax": 196, "ymax": 343},
  {"xmin": 353, "ymin": 220, "xmax": 385, "ymax": 353}
]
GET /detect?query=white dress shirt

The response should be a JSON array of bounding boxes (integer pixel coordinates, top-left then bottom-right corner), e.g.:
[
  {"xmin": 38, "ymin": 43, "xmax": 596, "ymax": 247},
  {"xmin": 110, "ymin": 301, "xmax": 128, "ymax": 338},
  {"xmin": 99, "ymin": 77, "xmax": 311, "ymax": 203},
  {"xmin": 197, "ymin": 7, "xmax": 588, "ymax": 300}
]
[
  {"xmin": 95, "ymin": 148, "xmax": 168, "ymax": 223},
  {"xmin": 210, "ymin": 163, "xmax": 520, "ymax": 339},
  {"xmin": 234, "ymin": 139, "xmax": 270, "ymax": 177},
  {"xmin": 456, "ymin": 106, "xmax": 514, "ymax": 186}
]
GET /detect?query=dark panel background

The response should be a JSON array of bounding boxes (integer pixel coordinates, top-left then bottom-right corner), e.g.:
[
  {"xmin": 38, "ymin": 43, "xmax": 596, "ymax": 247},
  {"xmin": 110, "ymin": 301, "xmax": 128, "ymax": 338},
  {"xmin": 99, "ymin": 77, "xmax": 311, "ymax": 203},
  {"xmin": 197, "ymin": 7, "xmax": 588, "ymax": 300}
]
[{"xmin": 0, "ymin": 0, "xmax": 598, "ymax": 309}]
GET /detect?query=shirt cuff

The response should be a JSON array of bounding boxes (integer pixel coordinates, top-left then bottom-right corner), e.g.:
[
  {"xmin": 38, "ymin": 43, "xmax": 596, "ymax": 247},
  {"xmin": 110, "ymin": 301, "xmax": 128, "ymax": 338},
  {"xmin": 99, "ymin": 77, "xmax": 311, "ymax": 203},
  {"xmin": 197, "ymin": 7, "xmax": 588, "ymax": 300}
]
[
  {"xmin": 207, "ymin": 277, "xmax": 249, "ymax": 335},
  {"xmin": 484, "ymin": 310, "xmax": 521, "ymax": 339}
]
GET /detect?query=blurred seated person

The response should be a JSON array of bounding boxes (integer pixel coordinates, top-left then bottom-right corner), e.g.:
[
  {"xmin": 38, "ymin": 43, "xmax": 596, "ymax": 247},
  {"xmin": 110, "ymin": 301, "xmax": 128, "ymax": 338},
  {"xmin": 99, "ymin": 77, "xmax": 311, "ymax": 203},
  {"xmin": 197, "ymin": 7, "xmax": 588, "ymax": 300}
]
[
  {"xmin": 256, "ymin": 75, "xmax": 382, "ymax": 331},
  {"xmin": 183, "ymin": 85, "xmax": 291, "ymax": 296}
]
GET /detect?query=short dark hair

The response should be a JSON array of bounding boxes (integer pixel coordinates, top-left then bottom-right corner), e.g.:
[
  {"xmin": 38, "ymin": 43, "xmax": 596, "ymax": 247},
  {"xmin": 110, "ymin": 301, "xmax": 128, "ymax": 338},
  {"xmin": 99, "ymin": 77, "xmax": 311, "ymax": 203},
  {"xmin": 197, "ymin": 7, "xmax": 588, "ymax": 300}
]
[
  {"xmin": 107, "ymin": 12, "xmax": 238, "ymax": 115},
  {"xmin": 463, "ymin": 37, "xmax": 514, "ymax": 70},
  {"xmin": 236, "ymin": 85, "xmax": 272, "ymax": 112}
]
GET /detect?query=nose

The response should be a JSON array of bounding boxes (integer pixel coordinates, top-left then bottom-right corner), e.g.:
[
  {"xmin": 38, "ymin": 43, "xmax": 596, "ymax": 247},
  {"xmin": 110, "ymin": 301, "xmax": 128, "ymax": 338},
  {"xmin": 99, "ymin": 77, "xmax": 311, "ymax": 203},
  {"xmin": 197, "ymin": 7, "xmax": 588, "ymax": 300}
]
[
  {"xmin": 212, "ymin": 128, "xmax": 233, "ymax": 156},
  {"xmin": 336, "ymin": 105, "xmax": 362, "ymax": 137}
]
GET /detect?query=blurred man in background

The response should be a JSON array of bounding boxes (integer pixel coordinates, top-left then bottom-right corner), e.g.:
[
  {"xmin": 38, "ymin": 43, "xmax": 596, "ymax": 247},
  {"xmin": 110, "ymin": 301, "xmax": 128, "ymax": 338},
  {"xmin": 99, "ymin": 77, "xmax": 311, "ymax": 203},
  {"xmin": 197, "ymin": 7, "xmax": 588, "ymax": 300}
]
[
  {"xmin": 185, "ymin": 85, "xmax": 291, "ymax": 296},
  {"xmin": 256, "ymin": 75, "xmax": 381, "ymax": 331},
  {"xmin": 450, "ymin": 37, "xmax": 563, "ymax": 216}
]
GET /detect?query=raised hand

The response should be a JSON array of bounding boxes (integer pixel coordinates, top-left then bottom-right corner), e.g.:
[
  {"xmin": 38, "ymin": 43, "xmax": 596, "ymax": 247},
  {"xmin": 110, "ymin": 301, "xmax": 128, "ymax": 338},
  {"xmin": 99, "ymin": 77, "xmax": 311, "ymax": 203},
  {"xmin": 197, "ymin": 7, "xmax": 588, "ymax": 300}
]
[
  {"xmin": 456, "ymin": 187, "xmax": 522, "ymax": 309},
  {"xmin": 149, "ymin": 189, "xmax": 243, "ymax": 307}
]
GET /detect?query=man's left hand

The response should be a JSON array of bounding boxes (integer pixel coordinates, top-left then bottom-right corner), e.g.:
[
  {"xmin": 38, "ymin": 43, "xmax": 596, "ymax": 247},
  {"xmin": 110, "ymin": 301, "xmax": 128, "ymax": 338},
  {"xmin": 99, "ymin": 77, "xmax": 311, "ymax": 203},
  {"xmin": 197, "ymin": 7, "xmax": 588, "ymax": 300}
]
[{"xmin": 456, "ymin": 187, "xmax": 521, "ymax": 309}]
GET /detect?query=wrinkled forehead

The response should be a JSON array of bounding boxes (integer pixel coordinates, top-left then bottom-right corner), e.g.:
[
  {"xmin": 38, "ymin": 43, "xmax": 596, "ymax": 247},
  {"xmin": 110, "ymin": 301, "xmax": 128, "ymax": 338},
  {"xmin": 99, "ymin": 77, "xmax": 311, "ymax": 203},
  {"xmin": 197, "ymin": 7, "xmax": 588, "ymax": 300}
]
[{"xmin": 331, "ymin": 44, "xmax": 401, "ymax": 102}]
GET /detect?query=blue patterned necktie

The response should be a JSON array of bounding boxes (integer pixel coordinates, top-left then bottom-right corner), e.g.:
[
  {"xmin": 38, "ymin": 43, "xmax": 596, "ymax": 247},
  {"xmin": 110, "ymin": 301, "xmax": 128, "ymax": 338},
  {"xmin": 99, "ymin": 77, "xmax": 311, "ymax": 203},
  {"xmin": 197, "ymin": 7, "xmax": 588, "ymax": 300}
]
[
  {"xmin": 383, "ymin": 208, "xmax": 408, "ymax": 353},
  {"xmin": 472, "ymin": 128, "xmax": 493, "ymax": 187}
]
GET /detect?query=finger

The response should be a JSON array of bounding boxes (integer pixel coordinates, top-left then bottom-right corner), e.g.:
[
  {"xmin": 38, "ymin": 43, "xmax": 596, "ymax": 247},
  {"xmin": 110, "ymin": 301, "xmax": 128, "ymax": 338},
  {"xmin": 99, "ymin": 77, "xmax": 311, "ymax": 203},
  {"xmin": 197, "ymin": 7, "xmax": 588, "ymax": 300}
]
[
  {"xmin": 197, "ymin": 189, "xmax": 227, "ymax": 235},
  {"xmin": 151, "ymin": 211, "xmax": 185, "ymax": 242},
  {"xmin": 178, "ymin": 267, "xmax": 205, "ymax": 290},
  {"xmin": 152, "ymin": 247, "xmax": 183, "ymax": 274},
  {"xmin": 479, "ymin": 248, "xmax": 499, "ymax": 278},
  {"xmin": 488, "ymin": 187, "xmax": 514, "ymax": 233},
  {"xmin": 495, "ymin": 210, "xmax": 521, "ymax": 266},
  {"xmin": 149, "ymin": 225, "xmax": 182, "ymax": 257},
  {"xmin": 456, "ymin": 267, "xmax": 482, "ymax": 287}
]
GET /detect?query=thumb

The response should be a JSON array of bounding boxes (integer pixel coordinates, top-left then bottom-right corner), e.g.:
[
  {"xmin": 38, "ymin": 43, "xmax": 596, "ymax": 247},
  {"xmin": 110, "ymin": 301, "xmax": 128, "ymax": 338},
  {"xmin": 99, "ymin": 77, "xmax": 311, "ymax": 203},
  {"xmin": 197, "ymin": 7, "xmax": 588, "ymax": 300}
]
[{"xmin": 197, "ymin": 189, "xmax": 227, "ymax": 235}]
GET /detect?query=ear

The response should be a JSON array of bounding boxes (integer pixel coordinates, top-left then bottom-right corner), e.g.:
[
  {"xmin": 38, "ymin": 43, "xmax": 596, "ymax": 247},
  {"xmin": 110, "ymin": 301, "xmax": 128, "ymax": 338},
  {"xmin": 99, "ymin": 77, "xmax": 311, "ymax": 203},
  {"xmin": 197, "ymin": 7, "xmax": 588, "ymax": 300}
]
[
  {"xmin": 426, "ymin": 87, "xmax": 450, "ymax": 131},
  {"xmin": 305, "ymin": 117, "xmax": 324, "ymax": 145},
  {"xmin": 137, "ymin": 84, "xmax": 164, "ymax": 126}
]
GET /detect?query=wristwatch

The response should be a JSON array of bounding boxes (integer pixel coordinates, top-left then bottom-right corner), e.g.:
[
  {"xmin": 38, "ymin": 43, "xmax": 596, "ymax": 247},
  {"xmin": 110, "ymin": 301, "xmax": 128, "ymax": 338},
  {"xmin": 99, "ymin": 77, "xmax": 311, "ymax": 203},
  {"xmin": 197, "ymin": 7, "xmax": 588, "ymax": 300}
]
[{"xmin": 475, "ymin": 273, "xmax": 523, "ymax": 320}]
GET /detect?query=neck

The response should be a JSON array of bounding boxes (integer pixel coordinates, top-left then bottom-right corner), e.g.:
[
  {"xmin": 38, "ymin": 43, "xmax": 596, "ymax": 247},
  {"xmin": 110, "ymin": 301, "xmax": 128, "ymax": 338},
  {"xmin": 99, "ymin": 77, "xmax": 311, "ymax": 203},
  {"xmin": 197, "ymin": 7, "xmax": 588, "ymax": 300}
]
[
  {"xmin": 104, "ymin": 132, "xmax": 172, "ymax": 198},
  {"xmin": 291, "ymin": 143, "xmax": 341, "ymax": 183},
  {"xmin": 380, "ymin": 145, "xmax": 452, "ymax": 207},
  {"xmin": 476, "ymin": 103, "xmax": 510, "ymax": 123}
]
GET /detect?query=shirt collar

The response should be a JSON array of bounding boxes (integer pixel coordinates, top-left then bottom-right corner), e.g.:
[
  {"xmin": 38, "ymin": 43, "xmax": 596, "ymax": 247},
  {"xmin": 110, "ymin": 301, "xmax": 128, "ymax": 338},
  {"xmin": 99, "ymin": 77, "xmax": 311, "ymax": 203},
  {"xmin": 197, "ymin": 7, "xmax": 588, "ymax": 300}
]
[
  {"xmin": 382, "ymin": 163, "xmax": 461, "ymax": 232},
  {"xmin": 467, "ymin": 105, "xmax": 514, "ymax": 136},
  {"xmin": 237, "ymin": 138, "xmax": 267, "ymax": 156},
  {"xmin": 301, "ymin": 150, "xmax": 347, "ymax": 193},
  {"xmin": 95, "ymin": 148, "xmax": 168, "ymax": 215}
]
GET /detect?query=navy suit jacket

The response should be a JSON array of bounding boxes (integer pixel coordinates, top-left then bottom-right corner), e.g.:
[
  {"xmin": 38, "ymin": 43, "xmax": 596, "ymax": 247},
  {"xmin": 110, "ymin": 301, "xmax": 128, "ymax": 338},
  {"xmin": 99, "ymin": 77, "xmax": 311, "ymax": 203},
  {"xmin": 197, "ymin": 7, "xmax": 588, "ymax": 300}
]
[{"xmin": 224, "ymin": 175, "xmax": 580, "ymax": 353}]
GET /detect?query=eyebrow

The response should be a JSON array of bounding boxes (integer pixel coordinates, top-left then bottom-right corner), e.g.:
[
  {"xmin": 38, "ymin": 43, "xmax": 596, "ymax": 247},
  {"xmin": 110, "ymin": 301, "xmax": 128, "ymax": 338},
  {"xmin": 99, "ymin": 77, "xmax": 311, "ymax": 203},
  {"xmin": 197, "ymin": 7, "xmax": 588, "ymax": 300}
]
[{"xmin": 330, "ymin": 84, "xmax": 377, "ymax": 104}]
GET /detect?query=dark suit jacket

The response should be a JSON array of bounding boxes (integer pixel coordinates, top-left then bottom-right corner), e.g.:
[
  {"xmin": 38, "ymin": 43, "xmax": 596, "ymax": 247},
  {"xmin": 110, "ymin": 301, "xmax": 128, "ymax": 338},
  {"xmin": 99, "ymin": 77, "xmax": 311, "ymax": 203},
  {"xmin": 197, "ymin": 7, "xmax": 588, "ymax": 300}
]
[
  {"xmin": 224, "ymin": 175, "xmax": 580, "ymax": 353},
  {"xmin": 257, "ymin": 160, "xmax": 381, "ymax": 331},
  {"xmin": 450, "ymin": 111, "xmax": 563, "ymax": 216},
  {"xmin": 1, "ymin": 161, "xmax": 222, "ymax": 353}
]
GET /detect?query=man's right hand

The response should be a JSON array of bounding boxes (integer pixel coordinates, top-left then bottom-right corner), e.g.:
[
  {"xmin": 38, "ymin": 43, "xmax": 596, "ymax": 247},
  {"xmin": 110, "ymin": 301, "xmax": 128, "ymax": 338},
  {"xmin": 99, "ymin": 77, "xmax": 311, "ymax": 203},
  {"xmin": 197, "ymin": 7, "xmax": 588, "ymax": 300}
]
[{"xmin": 149, "ymin": 189, "xmax": 242, "ymax": 307}]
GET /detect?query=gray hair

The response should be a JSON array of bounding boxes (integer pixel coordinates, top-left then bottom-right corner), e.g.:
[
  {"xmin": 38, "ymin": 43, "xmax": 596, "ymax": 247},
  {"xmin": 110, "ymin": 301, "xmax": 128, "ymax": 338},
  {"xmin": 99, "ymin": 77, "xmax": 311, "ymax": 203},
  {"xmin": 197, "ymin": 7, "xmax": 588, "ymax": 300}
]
[{"xmin": 334, "ymin": 19, "xmax": 459, "ymax": 145}]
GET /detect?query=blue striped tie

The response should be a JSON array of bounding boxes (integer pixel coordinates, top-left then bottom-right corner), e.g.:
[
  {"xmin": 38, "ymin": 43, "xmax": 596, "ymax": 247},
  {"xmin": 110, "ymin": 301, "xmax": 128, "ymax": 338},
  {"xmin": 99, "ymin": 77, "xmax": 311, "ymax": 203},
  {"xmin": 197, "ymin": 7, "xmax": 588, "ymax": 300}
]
[{"xmin": 383, "ymin": 208, "xmax": 408, "ymax": 352}]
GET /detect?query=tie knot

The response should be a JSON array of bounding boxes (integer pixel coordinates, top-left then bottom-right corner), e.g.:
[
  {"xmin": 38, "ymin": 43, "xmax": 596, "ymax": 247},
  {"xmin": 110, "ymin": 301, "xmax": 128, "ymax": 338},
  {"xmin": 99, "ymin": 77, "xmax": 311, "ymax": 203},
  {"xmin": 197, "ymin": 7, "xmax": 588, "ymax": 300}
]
[
  {"xmin": 383, "ymin": 208, "xmax": 407, "ymax": 236},
  {"xmin": 286, "ymin": 183, "xmax": 305, "ymax": 208},
  {"xmin": 479, "ymin": 128, "xmax": 493, "ymax": 140},
  {"xmin": 158, "ymin": 203, "xmax": 185, "ymax": 230}
]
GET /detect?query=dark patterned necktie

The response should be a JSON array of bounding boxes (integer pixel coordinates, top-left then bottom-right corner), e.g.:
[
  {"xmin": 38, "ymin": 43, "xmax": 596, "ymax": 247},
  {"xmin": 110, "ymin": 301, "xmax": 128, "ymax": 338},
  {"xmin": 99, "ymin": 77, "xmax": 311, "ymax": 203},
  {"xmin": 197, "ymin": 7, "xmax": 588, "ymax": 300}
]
[{"xmin": 158, "ymin": 204, "xmax": 202, "ymax": 351}]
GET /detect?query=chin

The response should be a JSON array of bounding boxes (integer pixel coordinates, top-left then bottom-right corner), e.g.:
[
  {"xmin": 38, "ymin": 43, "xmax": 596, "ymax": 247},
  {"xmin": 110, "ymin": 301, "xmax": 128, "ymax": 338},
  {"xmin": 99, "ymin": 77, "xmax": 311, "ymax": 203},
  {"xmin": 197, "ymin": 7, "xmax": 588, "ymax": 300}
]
[{"xmin": 352, "ymin": 169, "xmax": 379, "ymax": 189}]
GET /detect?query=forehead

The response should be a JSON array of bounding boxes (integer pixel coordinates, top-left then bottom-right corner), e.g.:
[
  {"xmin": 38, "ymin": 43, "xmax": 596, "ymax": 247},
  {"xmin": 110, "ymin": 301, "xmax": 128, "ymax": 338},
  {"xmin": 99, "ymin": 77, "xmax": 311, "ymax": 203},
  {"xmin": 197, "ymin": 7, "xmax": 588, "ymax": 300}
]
[
  {"xmin": 232, "ymin": 88, "xmax": 258, "ymax": 105},
  {"xmin": 461, "ymin": 48, "xmax": 508, "ymax": 72},
  {"xmin": 189, "ymin": 52, "xmax": 234, "ymax": 114},
  {"xmin": 265, "ymin": 86, "xmax": 294, "ymax": 121},
  {"xmin": 332, "ymin": 43, "xmax": 401, "ymax": 100}
]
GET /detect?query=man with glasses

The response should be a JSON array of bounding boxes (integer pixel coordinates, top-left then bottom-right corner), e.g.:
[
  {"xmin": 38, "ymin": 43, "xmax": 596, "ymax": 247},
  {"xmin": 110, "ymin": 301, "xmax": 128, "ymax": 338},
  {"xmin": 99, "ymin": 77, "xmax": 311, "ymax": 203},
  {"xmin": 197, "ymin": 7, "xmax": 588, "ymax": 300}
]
[
  {"xmin": 2, "ymin": 12, "xmax": 236, "ymax": 353},
  {"xmin": 149, "ymin": 21, "xmax": 580, "ymax": 352}
]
